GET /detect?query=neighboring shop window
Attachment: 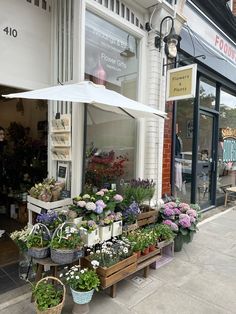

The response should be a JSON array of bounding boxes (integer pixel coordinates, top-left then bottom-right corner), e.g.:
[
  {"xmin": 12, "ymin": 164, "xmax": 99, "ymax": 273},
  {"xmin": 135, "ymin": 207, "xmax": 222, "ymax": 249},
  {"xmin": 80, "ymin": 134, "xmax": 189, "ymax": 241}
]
[
  {"xmin": 199, "ymin": 77, "xmax": 216, "ymax": 110},
  {"xmin": 84, "ymin": 11, "xmax": 139, "ymax": 191},
  {"xmin": 174, "ymin": 98, "xmax": 194, "ymax": 203},
  {"xmin": 217, "ymin": 89, "xmax": 236, "ymax": 199}
]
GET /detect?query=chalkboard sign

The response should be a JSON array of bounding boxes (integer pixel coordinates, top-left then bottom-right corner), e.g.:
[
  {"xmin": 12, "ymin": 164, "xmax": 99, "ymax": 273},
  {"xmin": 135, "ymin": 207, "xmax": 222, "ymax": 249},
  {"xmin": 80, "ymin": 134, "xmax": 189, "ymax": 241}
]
[
  {"xmin": 58, "ymin": 165, "xmax": 67, "ymax": 178},
  {"xmin": 61, "ymin": 190, "xmax": 71, "ymax": 199}
]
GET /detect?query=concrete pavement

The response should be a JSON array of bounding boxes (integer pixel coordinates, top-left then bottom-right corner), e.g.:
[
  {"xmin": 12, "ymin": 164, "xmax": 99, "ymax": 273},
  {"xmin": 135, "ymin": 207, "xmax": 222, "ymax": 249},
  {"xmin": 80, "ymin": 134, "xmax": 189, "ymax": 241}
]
[{"xmin": 1, "ymin": 207, "xmax": 236, "ymax": 314}]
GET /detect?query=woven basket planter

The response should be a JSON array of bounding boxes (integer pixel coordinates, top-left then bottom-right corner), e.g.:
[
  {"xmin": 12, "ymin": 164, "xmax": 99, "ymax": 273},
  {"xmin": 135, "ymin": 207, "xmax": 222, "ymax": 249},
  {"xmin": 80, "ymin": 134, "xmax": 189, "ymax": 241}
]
[
  {"xmin": 51, "ymin": 248, "xmax": 77, "ymax": 264},
  {"xmin": 70, "ymin": 288, "xmax": 94, "ymax": 305},
  {"xmin": 28, "ymin": 247, "xmax": 49, "ymax": 259},
  {"xmin": 35, "ymin": 276, "xmax": 65, "ymax": 314}
]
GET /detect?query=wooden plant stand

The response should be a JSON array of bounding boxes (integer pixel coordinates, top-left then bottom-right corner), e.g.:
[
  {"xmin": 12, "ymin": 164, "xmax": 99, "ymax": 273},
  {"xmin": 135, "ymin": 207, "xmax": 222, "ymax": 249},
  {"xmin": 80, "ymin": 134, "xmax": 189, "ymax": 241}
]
[{"xmin": 137, "ymin": 210, "xmax": 157, "ymax": 227}]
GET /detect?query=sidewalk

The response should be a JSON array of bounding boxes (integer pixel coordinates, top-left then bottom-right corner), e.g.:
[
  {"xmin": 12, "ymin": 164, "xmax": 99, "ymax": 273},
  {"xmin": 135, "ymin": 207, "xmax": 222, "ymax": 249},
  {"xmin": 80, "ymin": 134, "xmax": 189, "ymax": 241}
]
[{"xmin": 1, "ymin": 207, "xmax": 236, "ymax": 314}]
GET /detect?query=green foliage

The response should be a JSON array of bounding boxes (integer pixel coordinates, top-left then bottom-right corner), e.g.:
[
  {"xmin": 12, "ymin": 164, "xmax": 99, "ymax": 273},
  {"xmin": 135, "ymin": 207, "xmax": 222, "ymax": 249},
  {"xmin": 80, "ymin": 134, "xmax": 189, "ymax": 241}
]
[
  {"xmin": 27, "ymin": 233, "xmax": 49, "ymax": 249},
  {"xmin": 10, "ymin": 227, "xmax": 31, "ymax": 252},
  {"xmin": 154, "ymin": 224, "xmax": 175, "ymax": 242},
  {"xmin": 122, "ymin": 179, "xmax": 155, "ymax": 206},
  {"xmin": 33, "ymin": 281, "xmax": 63, "ymax": 311},
  {"xmin": 64, "ymin": 266, "xmax": 100, "ymax": 292},
  {"xmin": 51, "ymin": 228, "xmax": 82, "ymax": 250}
]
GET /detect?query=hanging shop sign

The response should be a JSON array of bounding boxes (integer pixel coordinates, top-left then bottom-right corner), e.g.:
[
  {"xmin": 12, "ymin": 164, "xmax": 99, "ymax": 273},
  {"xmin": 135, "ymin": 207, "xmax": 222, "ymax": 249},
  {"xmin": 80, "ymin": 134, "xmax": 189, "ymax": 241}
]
[
  {"xmin": 166, "ymin": 64, "xmax": 197, "ymax": 101},
  {"xmin": 0, "ymin": 0, "xmax": 51, "ymax": 89}
]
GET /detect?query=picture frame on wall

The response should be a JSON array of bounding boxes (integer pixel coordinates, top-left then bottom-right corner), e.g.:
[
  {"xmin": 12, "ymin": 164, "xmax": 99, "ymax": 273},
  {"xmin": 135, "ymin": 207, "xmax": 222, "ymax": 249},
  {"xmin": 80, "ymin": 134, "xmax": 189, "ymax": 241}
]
[{"xmin": 186, "ymin": 120, "xmax": 193, "ymax": 138}]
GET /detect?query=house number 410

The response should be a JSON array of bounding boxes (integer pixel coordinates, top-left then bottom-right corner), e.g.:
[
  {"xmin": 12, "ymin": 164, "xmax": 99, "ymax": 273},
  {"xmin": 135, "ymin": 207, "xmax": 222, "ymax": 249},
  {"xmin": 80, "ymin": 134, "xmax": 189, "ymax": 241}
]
[{"xmin": 3, "ymin": 27, "xmax": 18, "ymax": 38}]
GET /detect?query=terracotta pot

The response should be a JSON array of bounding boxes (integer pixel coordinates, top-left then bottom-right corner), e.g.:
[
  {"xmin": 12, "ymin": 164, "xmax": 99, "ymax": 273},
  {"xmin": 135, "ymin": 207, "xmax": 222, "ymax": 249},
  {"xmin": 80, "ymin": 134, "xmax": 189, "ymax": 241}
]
[
  {"xmin": 149, "ymin": 244, "xmax": 156, "ymax": 252},
  {"xmin": 141, "ymin": 247, "xmax": 149, "ymax": 255},
  {"xmin": 136, "ymin": 251, "xmax": 141, "ymax": 258}
]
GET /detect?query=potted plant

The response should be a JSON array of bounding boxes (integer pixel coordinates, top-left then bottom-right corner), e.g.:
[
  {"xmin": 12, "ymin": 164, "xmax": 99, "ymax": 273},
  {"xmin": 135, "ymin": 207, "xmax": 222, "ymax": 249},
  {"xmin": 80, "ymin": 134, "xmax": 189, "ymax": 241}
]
[
  {"xmin": 10, "ymin": 226, "xmax": 31, "ymax": 253},
  {"xmin": 36, "ymin": 210, "xmax": 66, "ymax": 235},
  {"xmin": 111, "ymin": 212, "xmax": 123, "ymax": 237},
  {"xmin": 50, "ymin": 223, "xmax": 82, "ymax": 264},
  {"xmin": 80, "ymin": 220, "xmax": 99, "ymax": 246},
  {"xmin": 154, "ymin": 224, "xmax": 175, "ymax": 249},
  {"xmin": 126, "ymin": 230, "xmax": 143, "ymax": 258},
  {"xmin": 159, "ymin": 201, "xmax": 200, "ymax": 252},
  {"xmin": 33, "ymin": 276, "xmax": 65, "ymax": 314},
  {"xmin": 98, "ymin": 214, "xmax": 114, "ymax": 242},
  {"xmin": 122, "ymin": 201, "xmax": 140, "ymax": 231},
  {"xmin": 62, "ymin": 264, "xmax": 100, "ymax": 305},
  {"xmin": 27, "ymin": 223, "xmax": 50, "ymax": 259}
]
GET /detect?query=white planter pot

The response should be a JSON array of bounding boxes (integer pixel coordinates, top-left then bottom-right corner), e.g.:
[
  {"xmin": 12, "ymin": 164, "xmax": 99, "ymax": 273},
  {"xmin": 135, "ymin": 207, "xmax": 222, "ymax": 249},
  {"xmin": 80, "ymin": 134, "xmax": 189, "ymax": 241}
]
[
  {"xmin": 99, "ymin": 225, "xmax": 112, "ymax": 242},
  {"xmin": 80, "ymin": 227, "xmax": 99, "ymax": 247},
  {"xmin": 112, "ymin": 221, "xmax": 122, "ymax": 237}
]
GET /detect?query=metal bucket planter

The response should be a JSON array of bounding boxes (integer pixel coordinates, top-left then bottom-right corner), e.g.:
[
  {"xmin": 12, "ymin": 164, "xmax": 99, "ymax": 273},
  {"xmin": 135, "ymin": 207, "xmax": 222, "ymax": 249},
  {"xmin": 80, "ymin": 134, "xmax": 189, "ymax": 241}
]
[
  {"xmin": 70, "ymin": 288, "xmax": 94, "ymax": 305},
  {"xmin": 174, "ymin": 234, "xmax": 184, "ymax": 252},
  {"xmin": 28, "ymin": 247, "xmax": 49, "ymax": 259}
]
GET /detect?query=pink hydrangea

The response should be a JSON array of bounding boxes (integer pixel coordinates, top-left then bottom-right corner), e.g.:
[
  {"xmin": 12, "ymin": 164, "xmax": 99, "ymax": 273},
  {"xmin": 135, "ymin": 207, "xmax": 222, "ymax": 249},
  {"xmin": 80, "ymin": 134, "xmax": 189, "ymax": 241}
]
[
  {"xmin": 165, "ymin": 202, "xmax": 177, "ymax": 209},
  {"xmin": 163, "ymin": 220, "xmax": 172, "ymax": 226},
  {"xmin": 179, "ymin": 203, "xmax": 190, "ymax": 212},
  {"xmin": 96, "ymin": 190, "xmax": 104, "ymax": 196},
  {"xmin": 101, "ymin": 188, "xmax": 109, "ymax": 192},
  {"xmin": 163, "ymin": 220, "xmax": 178, "ymax": 232},
  {"xmin": 186, "ymin": 209, "xmax": 197, "ymax": 218},
  {"xmin": 163, "ymin": 207, "xmax": 175, "ymax": 216},
  {"xmin": 173, "ymin": 207, "xmax": 181, "ymax": 215},
  {"xmin": 113, "ymin": 194, "xmax": 123, "ymax": 202},
  {"xmin": 179, "ymin": 214, "xmax": 191, "ymax": 228},
  {"xmin": 77, "ymin": 200, "xmax": 86, "ymax": 207},
  {"xmin": 190, "ymin": 216, "xmax": 196, "ymax": 223}
]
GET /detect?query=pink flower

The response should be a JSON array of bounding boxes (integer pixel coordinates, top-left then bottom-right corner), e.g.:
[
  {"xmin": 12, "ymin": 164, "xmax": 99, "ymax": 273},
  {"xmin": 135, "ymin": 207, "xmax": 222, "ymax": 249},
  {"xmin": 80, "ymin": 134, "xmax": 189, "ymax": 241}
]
[
  {"xmin": 186, "ymin": 209, "xmax": 197, "ymax": 218},
  {"xmin": 77, "ymin": 200, "xmax": 86, "ymax": 207},
  {"xmin": 96, "ymin": 190, "xmax": 104, "ymax": 196},
  {"xmin": 173, "ymin": 207, "xmax": 181, "ymax": 215},
  {"xmin": 165, "ymin": 202, "xmax": 177, "ymax": 208},
  {"xmin": 163, "ymin": 207, "xmax": 174, "ymax": 216},
  {"xmin": 113, "ymin": 194, "xmax": 123, "ymax": 202},
  {"xmin": 179, "ymin": 203, "xmax": 190, "ymax": 212},
  {"xmin": 95, "ymin": 200, "xmax": 106, "ymax": 209},
  {"xmin": 179, "ymin": 214, "xmax": 191, "ymax": 228},
  {"xmin": 101, "ymin": 188, "xmax": 109, "ymax": 192},
  {"xmin": 163, "ymin": 220, "xmax": 172, "ymax": 226}
]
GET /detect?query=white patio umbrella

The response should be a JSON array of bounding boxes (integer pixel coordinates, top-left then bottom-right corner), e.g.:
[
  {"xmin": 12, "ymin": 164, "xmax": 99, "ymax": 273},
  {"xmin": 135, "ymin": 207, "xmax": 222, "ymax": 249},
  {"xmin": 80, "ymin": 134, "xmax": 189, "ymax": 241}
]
[{"xmin": 2, "ymin": 81, "xmax": 166, "ymax": 119}]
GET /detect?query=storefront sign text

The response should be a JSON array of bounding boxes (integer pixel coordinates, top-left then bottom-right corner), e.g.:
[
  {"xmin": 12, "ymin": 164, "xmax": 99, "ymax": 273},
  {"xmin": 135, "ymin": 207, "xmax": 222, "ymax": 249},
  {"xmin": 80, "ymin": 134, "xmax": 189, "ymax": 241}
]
[
  {"xmin": 166, "ymin": 64, "xmax": 197, "ymax": 101},
  {"xmin": 215, "ymin": 35, "xmax": 236, "ymax": 64}
]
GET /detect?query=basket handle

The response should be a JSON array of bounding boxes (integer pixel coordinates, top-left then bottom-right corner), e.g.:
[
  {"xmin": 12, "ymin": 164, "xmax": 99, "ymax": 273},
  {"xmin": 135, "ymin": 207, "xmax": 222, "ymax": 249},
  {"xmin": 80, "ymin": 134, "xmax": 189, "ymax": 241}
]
[
  {"xmin": 51, "ymin": 221, "xmax": 78, "ymax": 243},
  {"xmin": 29, "ymin": 223, "xmax": 51, "ymax": 238},
  {"xmin": 35, "ymin": 276, "xmax": 66, "ymax": 302}
]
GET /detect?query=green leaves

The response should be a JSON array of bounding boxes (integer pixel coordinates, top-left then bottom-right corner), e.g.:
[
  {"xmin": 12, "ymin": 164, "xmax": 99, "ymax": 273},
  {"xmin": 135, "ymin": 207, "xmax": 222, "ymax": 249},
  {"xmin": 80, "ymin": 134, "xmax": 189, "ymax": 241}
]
[{"xmin": 33, "ymin": 281, "xmax": 63, "ymax": 311}]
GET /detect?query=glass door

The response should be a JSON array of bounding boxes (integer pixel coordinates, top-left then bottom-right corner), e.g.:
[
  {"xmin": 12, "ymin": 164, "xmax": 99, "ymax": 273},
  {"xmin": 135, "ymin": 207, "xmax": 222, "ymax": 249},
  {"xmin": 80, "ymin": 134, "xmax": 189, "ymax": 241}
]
[{"xmin": 196, "ymin": 112, "xmax": 216, "ymax": 208}]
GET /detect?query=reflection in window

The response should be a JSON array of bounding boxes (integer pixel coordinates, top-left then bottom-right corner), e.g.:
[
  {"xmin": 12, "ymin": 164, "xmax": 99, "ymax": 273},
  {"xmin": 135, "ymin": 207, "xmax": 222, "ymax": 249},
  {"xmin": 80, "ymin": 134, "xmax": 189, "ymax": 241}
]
[
  {"xmin": 217, "ymin": 89, "xmax": 236, "ymax": 201},
  {"xmin": 199, "ymin": 77, "xmax": 216, "ymax": 109},
  {"xmin": 84, "ymin": 11, "xmax": 138, "ymax": 191},
  {"xmin": 174, "ymin": 98, "xmax": 194, "ymax": 203}
]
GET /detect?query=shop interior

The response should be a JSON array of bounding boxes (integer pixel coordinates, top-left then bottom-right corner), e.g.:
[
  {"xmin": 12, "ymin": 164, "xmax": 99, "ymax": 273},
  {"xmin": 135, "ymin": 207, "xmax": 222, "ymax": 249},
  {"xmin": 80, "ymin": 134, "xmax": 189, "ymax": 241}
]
[{"xmin": 0, "ymin": 85, "xmax": 48, "ymax": 267}]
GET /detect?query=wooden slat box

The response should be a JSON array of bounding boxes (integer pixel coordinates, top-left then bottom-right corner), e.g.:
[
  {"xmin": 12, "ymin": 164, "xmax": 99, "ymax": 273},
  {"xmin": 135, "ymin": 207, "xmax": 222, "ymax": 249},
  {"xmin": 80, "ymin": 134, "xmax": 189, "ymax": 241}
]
[
  {"xmin": 137, "ymin": 210, "xmax": 157, "ymax": 227},
  {"xmin": 82, "ymin": 253, "xmax": 137, "ymax": 289}
]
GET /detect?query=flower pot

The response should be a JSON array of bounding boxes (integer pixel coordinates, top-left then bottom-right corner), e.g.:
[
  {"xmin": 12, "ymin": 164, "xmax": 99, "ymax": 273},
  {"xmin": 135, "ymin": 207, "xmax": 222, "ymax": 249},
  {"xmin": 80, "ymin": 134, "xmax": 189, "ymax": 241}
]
[
  {"xmin": 99, "ymin": 225, "xmax": 112, "ymax": 242},
  {"xmin": 51, "ymin": 248, "xmax": 77, "ymax": 264},
  {"xmin": 28, "ymin": 247, "xmax": 49, "ymax": 259},
  {"xmin": 111, "ymin": 221, "xmax": 122, "ymax": 237},
  {"xmin": 80, "ymin": 228, "xmax": 99, "ymax": 247},
  {"xmin": 149, "ymin": 244, "xmax": 156, "ymax": 252},
  {"xmin": 135, "ymin": 250, "xmax": 141, "ymax": 258},
  {"xmin": 70, "ymin": 288, "xmax": 94, "ymax": 305},
  {"xmin": 174, "ymin": 234, "xmax": 184, "ymax": 252},
  {"xmin": 141, "ymin": 247, "xmax": 149, "ymax": 256}
]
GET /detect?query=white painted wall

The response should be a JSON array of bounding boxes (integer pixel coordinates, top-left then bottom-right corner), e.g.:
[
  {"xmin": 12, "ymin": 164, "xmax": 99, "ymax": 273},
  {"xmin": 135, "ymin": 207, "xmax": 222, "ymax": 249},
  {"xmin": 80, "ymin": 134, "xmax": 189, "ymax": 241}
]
[{"xmin": 0, "ymin": 0, "xmax": 52, "ymax": 90}]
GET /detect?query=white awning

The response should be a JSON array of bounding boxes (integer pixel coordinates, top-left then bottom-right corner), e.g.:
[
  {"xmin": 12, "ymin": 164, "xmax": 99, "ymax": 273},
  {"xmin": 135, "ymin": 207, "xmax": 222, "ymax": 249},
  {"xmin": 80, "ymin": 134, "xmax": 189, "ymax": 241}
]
[{"xmin": 2, "ymin": 81, "xmax": 166, "ymax": 119}]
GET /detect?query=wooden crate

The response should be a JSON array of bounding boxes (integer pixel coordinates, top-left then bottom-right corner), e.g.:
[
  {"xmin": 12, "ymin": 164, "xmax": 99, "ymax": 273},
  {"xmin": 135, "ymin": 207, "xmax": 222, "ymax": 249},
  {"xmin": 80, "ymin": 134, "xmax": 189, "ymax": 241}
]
[
  {"xmin": 137, "ymin": 210, "xmax": 157, "ymax": 227},
  {"xmin": 82, "ymin": 253, "xmax": 137, "ymax": 289}
]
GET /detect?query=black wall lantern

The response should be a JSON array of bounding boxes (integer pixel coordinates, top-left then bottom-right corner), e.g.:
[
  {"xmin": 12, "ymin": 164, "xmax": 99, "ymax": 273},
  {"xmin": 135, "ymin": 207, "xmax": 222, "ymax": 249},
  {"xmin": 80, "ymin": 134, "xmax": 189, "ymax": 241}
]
[{"xmin": 155, "ymin": 16, "xmax": 181, "ymax": 59}]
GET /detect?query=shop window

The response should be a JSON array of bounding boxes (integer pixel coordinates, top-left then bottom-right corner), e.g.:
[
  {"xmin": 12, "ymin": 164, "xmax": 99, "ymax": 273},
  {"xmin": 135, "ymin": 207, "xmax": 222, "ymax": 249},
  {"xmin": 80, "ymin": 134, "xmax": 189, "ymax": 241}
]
[
  {"xmin": 84, "ymin": 11, "xmax": 139, "ymax": 191},
  {"xmin": 199, "ymin": 77, "xmax": 216, "ymax": 110},
  {"xmin": 116, "ymin": 0, "xmax": 120, "ymax": 14},
  {"xmin": 217, "ymin": 89, "xmax": 236, "ymax": 201}
]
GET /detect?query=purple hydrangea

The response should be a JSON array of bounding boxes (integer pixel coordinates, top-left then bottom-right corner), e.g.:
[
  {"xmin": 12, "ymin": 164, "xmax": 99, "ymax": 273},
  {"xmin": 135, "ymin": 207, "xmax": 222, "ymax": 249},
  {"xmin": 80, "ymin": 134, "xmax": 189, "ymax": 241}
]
[
  {"xmin": 123, "ymin": 202, "xmax": 140, "ymax": 224},
  {"xmin": 186, "ymin": 209, "xmax": 197, "ymax": 218},
  {"xmin": 166, "ymin": 202, "xmax": 177, "ymax": 208},
  {"xmin": 179, "ymin": 203, "xmax": 190, "ymax": 212},
  {"xmin": 179, "ymin": 214, "xmax": 191, "ymax": 228},
  {"xmin": 163, "ymin": 220, "xmax": 179, "ymax": 232},
  {"xmin": 163, "ymin": 207, "xmax": 175, "ymax": 217},
  {"xmin": 173, "ymin": 207, "xmax": 181, "ymax": 215},
  {"xmin": 113, "ymin": 194, "xmax": 123, "ymax": 202},
  {"xmin": 95, "ymin": 205, "xmax": 103, "ymax": 214},
  {"xmin": 95, "ymin": 200, "xmax": 106, "ymax": 209}
]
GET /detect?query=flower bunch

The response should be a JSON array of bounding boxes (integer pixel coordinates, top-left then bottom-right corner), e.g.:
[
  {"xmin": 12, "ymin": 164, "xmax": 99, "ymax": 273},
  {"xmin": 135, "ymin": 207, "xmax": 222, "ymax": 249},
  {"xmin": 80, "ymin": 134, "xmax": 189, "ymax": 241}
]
[
  {"xmin": 27, "ymin": 224, "xmax": 50, "ymax": 249},
  {"xmin": 36, "ymin": 210, "xmax": 65, "ymax": 231},
  {"xmin": 71, "ymin": 189, "xmax": 124, "ymax": 222},
  {"xmin": 99, "ymin": 214, "xmax": 114, "ymax": 226},
  {"xmin": 81, "ymin": 220, "xmax": 98, "ymax": 233},
  {"xmin": 159, "ymin": 201, "xmax": 200, "ymax": 240},
  {"xmin": 51, "ymin": 224, "xmax": 82, "ymax": 250},
  {"xmin": 87, "ymin": 238, "xmax": 132, "ymax": 267},
  {"xmin": 61, "ymin": 264, "xmax": 100, "ymax": 292},
  {"xmin": 122, "ymin": 201, "xmax": 140, "ymax": 225},
  {"xmin": 10, "ymin": 226, "xmax": 31, "ymax": 252}
]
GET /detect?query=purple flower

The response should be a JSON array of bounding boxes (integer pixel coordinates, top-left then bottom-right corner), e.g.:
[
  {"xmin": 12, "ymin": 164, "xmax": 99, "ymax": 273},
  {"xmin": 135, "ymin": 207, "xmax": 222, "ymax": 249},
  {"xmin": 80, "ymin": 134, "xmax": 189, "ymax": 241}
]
[
  {"xmin": 163, "ymin": 207, "xmax": 175, "ymax": 217},
  {"xmin": 170, "ymin": 222, "xmax": 179, "ymax": 232},
  {"xmin": 173, "ymin": 207, "xmax": 181, "ymax": 215},
  {"xmin": 95, "ymin": 205, "xmax": 103, "ymax": 214},
  {"xmin": 113, "ymin": 194, "xmax": 123, "ymax": 202},
  {"xmin": 190, "ymin": 216, "xmax": 196, "ymax": 223},
  {"xmin": 165, "ymin": 202, "xmax": 177, "ymax": 208},
  {"xmin": 179, "ymin": 203, "xmax": 190, "ymax": 212},
  {"xmin": 179, "ymin": 214, "xmax": 191, "ymax": 228},
  {"xmin": 186, "ymin": 209, "xmax": 197, "ymax": 218},
  {"xmin": 95, "ymin": 200, "xmax": 106, "ymax": 209},
  {"xmin": 163, "ymin": 220, "xmax": 172, "ymax": 226}
]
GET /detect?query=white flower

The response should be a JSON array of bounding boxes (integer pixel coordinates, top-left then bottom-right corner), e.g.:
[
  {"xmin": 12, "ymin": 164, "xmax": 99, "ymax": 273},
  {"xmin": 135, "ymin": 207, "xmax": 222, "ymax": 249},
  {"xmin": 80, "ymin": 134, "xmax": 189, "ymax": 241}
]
[
  {"xmin": 76, "ymin": 276, "xmax": 80, "ymax": 279},
  {"xmin": 90, "ymin": 252, "xmax": 94, "ymax": 255},
  {"xmin": 70, "ymin": 227, "xmax": 77, "ymax": 234},
  {"xmin": 80, "ymin": 270, "xmax": 85, "ymax": 274},
  {"xmin": 65, "ymin": 272, "xmax": 69, "ymax": 275},
  {"xmin": 59, "ymin": 273, "xmax": 63, "ymax": 278},
  {"xmin": 91, "ymin": 260, "xmax": 99, "ymax": 268},
  {"xmin": 96, "ymin": 250, "xmax": 100, "ymax": 254},
  {"xmin": 123, "ymin": 247, "xmax": 128, "ymax": 254},
  {"xmin": 70, "ymin": 271, "xmax": 74, "ymax": 275},
  {"xmin": 64, "ymin": 266, "xmax": 68, "ymax": 270},
  {"xmin": 85, "ymin": 202, "xmax": 96, "ymax": 211}
]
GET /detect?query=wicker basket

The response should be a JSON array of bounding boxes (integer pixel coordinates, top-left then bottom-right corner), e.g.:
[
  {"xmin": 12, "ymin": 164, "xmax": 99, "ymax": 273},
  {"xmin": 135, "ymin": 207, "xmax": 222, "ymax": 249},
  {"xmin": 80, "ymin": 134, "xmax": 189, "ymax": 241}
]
[
  {"xmin": 28, "ymin": 223, "xmax": 51, "ymax": 259},
  {"xmin": 35, "ymin": 276, "xmax": 65, "ymax": 314},
  {"xmin": 50, "ymin": 222, "xmax": 79, "ymax": 264}
]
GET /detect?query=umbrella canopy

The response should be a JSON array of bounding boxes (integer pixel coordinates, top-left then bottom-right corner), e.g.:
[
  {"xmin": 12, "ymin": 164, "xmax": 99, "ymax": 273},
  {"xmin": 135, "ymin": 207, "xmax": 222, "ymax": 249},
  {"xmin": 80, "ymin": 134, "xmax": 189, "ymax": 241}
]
[{"xmin": 2, "ymin": 81, "xmax": 166, "ymax": 119}]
